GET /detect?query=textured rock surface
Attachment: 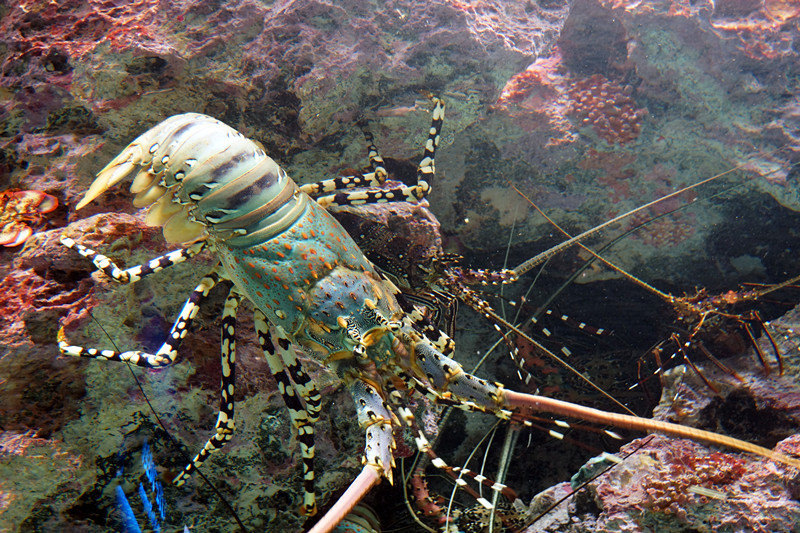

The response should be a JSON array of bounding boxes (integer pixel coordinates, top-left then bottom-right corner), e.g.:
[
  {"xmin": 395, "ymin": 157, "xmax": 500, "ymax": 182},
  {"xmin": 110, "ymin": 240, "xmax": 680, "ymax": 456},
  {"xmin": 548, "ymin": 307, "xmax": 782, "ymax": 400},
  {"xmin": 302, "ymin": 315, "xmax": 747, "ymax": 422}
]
[
  {"xmin": 519, "ymin": 305, "xmax": 800, "ymax": 532},
  {"xmin": 1, "ymin": 0, "xmax": 799, "ymax": 531}
]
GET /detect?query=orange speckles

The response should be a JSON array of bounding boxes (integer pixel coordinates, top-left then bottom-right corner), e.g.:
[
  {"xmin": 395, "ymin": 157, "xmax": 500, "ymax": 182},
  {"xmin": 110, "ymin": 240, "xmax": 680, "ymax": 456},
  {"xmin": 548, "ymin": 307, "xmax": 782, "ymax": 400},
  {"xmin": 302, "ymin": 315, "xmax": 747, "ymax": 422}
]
[
  {"xmin": 284, "ymin": 242, "xmax": 292, "ymax": 250},
  {"xmin": 274, "ymin": 275, "xmax": 282, "ymax": 281},
  {"xmin": 256, "ymin": 290, "xmax": 263, "ymax": 297},
  {"xmin": 296, "ymin": 305, "xmax": 303, "ymax": 311},
  {"xmin": 310, "ymin": 248, "xmax": 317, "ymax": 255},
  {"xmin": 301, "ymin": 253, "xmax": 308, "ymax": 260},
  {"xmin": 336, "ymin": 236, "xmax": 341, "ymax": 242},
  {"xmin": 310, "ymin": 230, "xmax": 316, "ymax": 237},
  {"xmin": 265, "ymin": 303, "xmax": 272, "ymax": 309},
  {"xmin": 273, "ymin": 299, "xmax": 280, "ymax": 305},
  {"xmin": 260, "ymin": 244, "xmax": 269, "ymax": 252},
  {"xmin": 234, "ymin": 256, "xmax": 240, "ymax": 263},
  {"xmin": 262, "ymin": 283, "xmax": 271, "ymax": 290},
  {"xmin": 301, "ymin": 231, "xmax": 308, "ymax": 239},
  {"xmin": 248, "ymin": 262, "xmax": 256, "ymax": 269},
  {"xmin": 336, "ymin": 301, "xmax": 346, "ymax": 310},
  {"xmin": 254, "ymin": 272, "xmax": 262, "ymax": 279},
  {"xmin": 288, "ymin": 266, "xmax": 294, "ymax": 274},
  {"xmin": 342, "ymin": 245, "xmax": 348, "ymax": 252},
  {"xmin": 283, "ymin": 284, "xmax": 290, "ymax": 290},
  {"xmin": 304, "ymin": 278, "xmax": 311, "ymax": 285},
  {"xmin": 288, "ymin": 295, "xmax": 294, "ymax": 301},
  {"xmin": 277, "ymin": 251, "xmax": 285, "ymax": 258},
  {"xmin": 324, "ymin": 262, "xmax": 333, "ymax": 270},
  {"xmin": 329, "ymin": 232, "xmax": 335, "ymax": 237},
  {"xmin": 272, "ymin": 267, "xmax": 278, "ymax": 273},
  {"xmin": 325, "ymin": 243, "xmax": 332, "ymax": 250},
  {"xmin": 311, "ymin": 270, "xmax": 318, "ymax": 279}
]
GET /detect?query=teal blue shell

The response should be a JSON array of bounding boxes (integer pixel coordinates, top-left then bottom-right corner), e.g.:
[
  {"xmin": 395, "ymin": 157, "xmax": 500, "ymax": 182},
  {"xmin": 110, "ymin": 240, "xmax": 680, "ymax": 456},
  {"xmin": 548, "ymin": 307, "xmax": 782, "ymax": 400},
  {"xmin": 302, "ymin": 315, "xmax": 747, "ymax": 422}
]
[{"xmin": 214, "ymin": 197, "xmax": 403, "ymax": 365}]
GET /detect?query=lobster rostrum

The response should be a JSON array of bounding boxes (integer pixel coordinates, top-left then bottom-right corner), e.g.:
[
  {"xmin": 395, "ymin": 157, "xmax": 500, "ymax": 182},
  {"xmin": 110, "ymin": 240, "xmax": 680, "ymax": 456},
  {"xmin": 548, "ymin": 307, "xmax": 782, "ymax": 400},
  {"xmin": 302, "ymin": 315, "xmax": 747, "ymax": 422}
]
[{"xmin": 57, "ymin": 99, "xmax": 800, "ymax": 532}]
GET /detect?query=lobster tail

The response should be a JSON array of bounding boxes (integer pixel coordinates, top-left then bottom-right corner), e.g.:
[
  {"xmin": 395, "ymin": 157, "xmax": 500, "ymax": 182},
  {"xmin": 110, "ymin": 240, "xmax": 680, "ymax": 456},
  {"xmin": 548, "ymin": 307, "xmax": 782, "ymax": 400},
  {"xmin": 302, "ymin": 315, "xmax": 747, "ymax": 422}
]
[{"xmin": 77, "ymin": 113, "xmax": 304, "ymax": 246}]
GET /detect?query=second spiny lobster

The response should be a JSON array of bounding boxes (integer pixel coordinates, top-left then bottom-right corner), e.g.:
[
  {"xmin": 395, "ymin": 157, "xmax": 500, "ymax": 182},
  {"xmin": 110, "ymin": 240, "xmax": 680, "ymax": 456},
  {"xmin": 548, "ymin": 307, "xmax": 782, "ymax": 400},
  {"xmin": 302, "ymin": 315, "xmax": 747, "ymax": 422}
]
[{"xmin": 56, "ymin": 98, "xmax": 800, "ymax": 532}]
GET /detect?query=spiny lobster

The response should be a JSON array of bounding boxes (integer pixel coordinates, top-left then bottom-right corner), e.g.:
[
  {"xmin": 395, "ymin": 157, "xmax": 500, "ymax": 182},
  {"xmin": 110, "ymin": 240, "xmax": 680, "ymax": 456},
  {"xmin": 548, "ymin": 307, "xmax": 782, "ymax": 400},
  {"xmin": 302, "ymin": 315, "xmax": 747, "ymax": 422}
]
[{"xmin": 56, "ymin": 98, "xmax": 800, "ymax": 532}]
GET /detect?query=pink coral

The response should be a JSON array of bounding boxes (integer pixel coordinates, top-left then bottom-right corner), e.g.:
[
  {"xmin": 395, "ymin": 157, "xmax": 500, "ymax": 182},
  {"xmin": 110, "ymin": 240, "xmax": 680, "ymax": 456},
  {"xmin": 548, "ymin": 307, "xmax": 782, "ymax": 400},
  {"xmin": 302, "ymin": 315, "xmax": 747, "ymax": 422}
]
[
  {"xmin": 566, "ymin": 74, "xmax": 647, "ymax": 145},
  {"xmin": 497, "ymin": 54, "xmax": 564, "ymax": 107},
  {"xmin": 642, "ymin": 451, "xmax": 747, "ymax": 515},
  {"xmin": 494, "ymin": 51, "xmax": 578, "ymax": 145}
]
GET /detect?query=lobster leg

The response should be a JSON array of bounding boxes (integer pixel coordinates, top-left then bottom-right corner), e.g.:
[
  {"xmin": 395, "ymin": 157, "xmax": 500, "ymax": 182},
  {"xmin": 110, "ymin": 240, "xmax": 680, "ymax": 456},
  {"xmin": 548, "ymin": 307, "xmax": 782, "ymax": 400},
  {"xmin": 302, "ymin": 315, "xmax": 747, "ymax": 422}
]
[
  {"xmin": 60, "ymin": 236, "xmax": 207, "ymax": 283},
  {"xmin": 305, "ymin": 97, "xmax": 444, "ymax": 208},
  {"xmin": 392, "ymin": 401, "xmax": 515, "ymax": 511},
  {"xmin": 397, "ymin": 293, "xmax": 457, "ymax": 356},
  {"xmin": 360, "ymin": 124, "xmax": 389, "ymax": 181},
  {"xmin": 253, "ymin": 311, "xmax": 322, "ymax": 516},
  {"xmin": 174, "ymin": 286, "xmax": 241, "ymax": 485},
  {"xmin": 298, "ymin": 122, "xmax": 389, "ymax": 200},
  {"xmin": 308, "ymin": 379, "xmax": 396, "ymax": 533},
  {"xmin": 58, "ymin": 268, "xmax": 224, "ymax": 367}
]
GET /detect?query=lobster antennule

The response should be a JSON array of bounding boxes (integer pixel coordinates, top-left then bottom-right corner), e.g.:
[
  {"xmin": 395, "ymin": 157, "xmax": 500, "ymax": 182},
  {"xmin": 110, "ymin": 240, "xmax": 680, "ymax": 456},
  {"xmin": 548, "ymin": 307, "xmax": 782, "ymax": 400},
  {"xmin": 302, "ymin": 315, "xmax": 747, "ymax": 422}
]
[
  {"xmin": 503, "ymin": 390, "xmax": 800, "ymax": 469},
  {"xmin": 306, "ymin": 465, "xmax": 381, "ymax": 533}
]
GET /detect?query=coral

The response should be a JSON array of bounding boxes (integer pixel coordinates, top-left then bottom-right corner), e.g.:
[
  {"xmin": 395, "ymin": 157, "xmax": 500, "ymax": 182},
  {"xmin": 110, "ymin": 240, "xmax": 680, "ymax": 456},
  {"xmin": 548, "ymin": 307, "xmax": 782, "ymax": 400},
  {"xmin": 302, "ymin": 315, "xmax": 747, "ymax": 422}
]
[
  {"xmin": 495, "ymin": 68, "xmax": 648, "ymax": 147},
  {"xmin": 641, "ymin": 450, "xmax": 747, "ymax": 516},
  {"xmin": 0, "ymin": 189, "xmax": 58, "ymax": 246},
  {"xmin": 497, "ymin": 54, "xmax": 566, "ymax": 108},
  {"xmin": 566, "ymin": 74, "xmax": 647, "ymax": 145}
]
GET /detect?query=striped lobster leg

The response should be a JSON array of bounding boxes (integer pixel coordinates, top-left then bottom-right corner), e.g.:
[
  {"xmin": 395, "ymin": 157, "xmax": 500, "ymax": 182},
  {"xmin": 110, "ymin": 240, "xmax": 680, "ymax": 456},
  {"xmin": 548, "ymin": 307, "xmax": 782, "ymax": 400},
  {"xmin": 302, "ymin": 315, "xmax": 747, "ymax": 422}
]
[
  {"xmin": 307, "ymin": 380, "xmax": 396, "ymax": 533},
  {"xmin": 60, "ymin": 236, "xmax": 207, "ymax": 284},
  {"xmin": 300, "ymin": 97, "xmax": 444, "ymax": 208},
  {"xmin": 57, "ymin": 235, "xmax": 216, "ymax": 366},
  {"xmin": 173, "ymin": 286, "xmax": 241, "ymax": 485},
  {"xmin": 253, "ymin": 311, "xmax": 323, "ymax": 516}
]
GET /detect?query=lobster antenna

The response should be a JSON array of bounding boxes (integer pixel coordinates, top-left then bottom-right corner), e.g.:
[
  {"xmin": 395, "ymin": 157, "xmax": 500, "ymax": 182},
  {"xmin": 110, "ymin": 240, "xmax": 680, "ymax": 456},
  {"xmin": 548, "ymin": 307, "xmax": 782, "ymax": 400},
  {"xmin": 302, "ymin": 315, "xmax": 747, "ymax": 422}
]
[
  {"xmin": 511, "ymin": 147, "xmax": 792, "ymax": 277},
  {"xmin": 88, "ymin": 312, "xmax": 249, "ymax": 533}
]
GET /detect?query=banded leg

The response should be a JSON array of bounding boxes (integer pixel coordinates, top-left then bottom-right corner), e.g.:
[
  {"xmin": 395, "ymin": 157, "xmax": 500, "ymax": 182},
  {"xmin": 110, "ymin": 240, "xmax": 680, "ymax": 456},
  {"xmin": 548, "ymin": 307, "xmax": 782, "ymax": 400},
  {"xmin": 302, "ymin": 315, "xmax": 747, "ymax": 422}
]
[
  {"xmin": 58, "ymin": 268, "xmax": 223, "ymax": 367},
  {"xmin": 308, "ymin": 380, "xmax": 397, "ymax": 530},
  {"xmin": 398, "ymin": 307, "xmax": 455, "ymax": 357},
  {"xmin": 60, "ymin": 236, "xmax": 207, "ymax": 284},
  {"xmin": 304, "ymin": 97, "xmax": 445, "ymax": 208},
  {"xmin": 173, "ymin": 285, "xmax": 241, "ymax": 485},
  {"xmin": 253, "ymin": 311, "xmax": 321, "ymax": 516},
  {"xmin": 351, "ymin": 379, "xmax": 397, "ymax": 482},
  {"xmin": 299, "ymin": 125, "xmax": 388, "ymax": 199},
  {"xmin": 298, "ymin": 113, "xmax": 389, "ymax": 201},
  {"xmin": 415, "ymin": 95, "xmax": 444, "ymax": 195},
  {"xmin": 394, "ymin": 401, "xmax": 516, "ymax": 511},
  {"xmin": 360, "ymin": 124, "xmax": 389, "ymax": 180}
]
